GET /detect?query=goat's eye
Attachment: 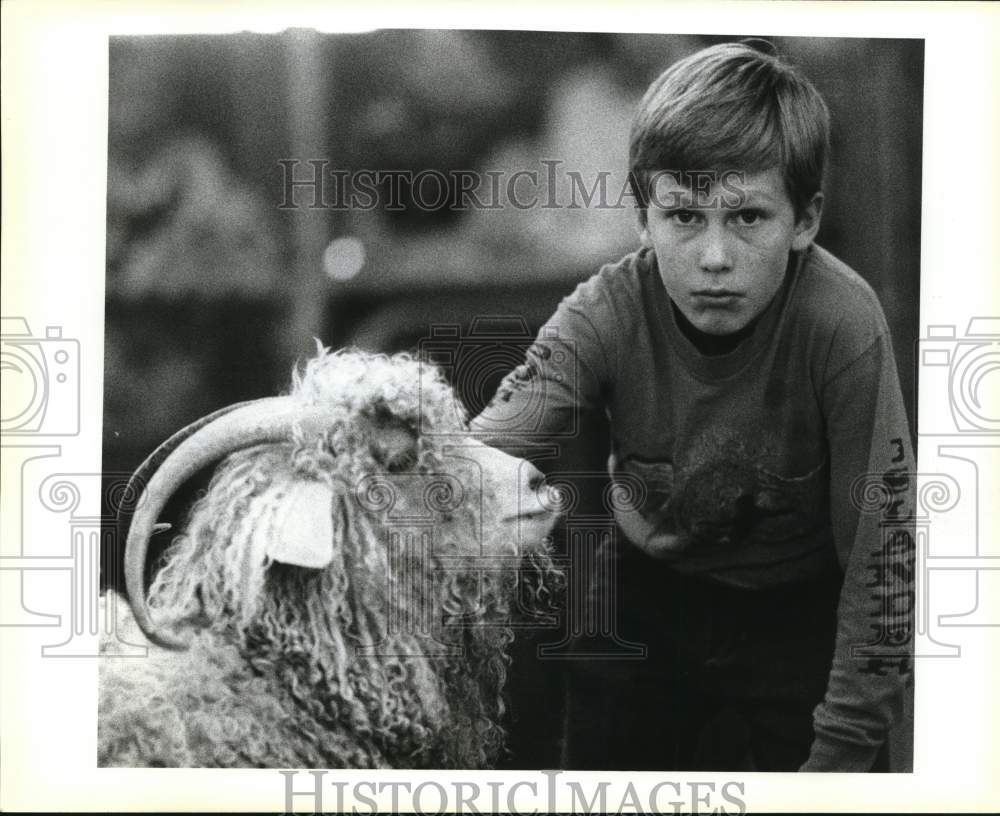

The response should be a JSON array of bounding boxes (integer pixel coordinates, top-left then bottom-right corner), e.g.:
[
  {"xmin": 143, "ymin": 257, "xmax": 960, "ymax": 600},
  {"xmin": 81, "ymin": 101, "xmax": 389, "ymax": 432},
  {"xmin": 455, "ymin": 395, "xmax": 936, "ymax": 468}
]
[
  {"xmin": 370, "ymin": 425, "xmax": 420, "ymax": 472},
  {"xmin": 385, "ymin": 446, "xmax": 419, "ymax": 473}
]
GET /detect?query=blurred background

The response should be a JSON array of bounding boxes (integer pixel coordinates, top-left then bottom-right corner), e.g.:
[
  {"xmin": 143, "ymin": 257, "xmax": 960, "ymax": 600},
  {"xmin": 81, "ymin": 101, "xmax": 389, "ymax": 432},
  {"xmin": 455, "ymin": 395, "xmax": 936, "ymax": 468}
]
[{"xmin": 102, "ymin": 30, "xmax": 923, "ymax": 769}]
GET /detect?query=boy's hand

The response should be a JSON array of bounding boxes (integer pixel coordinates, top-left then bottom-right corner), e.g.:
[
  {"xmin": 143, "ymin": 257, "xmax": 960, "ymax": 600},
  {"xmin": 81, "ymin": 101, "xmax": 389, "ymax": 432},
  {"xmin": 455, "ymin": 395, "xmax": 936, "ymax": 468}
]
[{"xmin": 616, "ymin": 509, "xmax": 686, "ymax": 559}]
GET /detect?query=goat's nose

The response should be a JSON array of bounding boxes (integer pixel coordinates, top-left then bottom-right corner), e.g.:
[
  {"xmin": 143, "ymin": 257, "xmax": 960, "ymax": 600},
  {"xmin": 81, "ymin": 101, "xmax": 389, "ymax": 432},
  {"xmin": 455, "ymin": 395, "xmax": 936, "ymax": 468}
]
[
  {"xmin": 517, "ymin": 460, "xmax": 551, "ymax": 517},
  {"xmin": 479, "ymin": 444, "xmax": 552, "ymax": 519}
]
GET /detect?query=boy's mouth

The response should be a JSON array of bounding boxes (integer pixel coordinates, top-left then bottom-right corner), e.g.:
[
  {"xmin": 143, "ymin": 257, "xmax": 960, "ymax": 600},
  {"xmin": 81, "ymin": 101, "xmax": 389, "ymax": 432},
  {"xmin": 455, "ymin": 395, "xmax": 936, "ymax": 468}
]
[{"xmin": 691, "ymin": 290, "xmax": 743, "ymax": 306}]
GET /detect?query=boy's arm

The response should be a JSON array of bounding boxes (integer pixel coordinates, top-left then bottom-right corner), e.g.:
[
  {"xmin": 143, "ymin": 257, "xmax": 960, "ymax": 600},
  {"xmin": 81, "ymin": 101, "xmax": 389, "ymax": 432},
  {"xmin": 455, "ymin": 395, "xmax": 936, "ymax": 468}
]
[
  {"xmin": 802, "ymin": 330, "xmax": 915, "ymax": 772},
  {"xmin": 469, "ymin": 281, "xmax": 614, "ymax": 450}
]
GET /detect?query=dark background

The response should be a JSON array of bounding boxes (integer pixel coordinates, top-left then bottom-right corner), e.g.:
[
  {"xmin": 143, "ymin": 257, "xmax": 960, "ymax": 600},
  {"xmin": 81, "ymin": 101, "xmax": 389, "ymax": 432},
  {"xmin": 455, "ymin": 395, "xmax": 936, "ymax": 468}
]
[{"xmin": 102, "ymin": 30, "xmax": 923, "ymax": 769}]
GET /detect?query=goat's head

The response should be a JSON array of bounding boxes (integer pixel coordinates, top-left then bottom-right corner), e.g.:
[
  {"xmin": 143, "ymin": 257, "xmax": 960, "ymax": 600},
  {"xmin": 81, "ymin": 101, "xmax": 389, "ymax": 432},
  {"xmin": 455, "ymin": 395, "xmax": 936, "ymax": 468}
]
[
  {"xmin": 120, "ymin": 349, "xmax": 560, "ymax": 656},
  {"xmin": 117, "ymin": 350, "xmax": 562, "ymax": 765},
  {"xmin": 125, "ymin": 352, "xmax": 555, "ymax": 647}
]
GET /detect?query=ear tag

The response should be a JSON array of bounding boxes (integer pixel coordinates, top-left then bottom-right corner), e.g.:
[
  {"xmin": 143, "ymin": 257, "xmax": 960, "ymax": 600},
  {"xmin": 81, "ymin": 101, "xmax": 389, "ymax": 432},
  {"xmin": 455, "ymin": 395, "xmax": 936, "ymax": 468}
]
[{"xmin": 265, "ymin": 480, "xmax": 336, "ymax": 568}]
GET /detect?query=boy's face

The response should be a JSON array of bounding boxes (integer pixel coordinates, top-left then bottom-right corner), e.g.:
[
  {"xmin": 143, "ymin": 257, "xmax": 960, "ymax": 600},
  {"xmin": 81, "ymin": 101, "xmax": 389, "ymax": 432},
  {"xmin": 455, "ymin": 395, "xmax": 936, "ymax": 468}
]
[{"xmin": 642, "ymin": 167, "xmax": 822, "ymax": 336}]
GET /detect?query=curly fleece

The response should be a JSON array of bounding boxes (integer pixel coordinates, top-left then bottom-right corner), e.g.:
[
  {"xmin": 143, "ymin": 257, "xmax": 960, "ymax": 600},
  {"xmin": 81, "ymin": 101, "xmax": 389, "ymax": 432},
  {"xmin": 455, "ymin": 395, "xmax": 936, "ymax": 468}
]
[{"xmin": 99, "ymin": 349, "xmax": 557, "ymax": 768}]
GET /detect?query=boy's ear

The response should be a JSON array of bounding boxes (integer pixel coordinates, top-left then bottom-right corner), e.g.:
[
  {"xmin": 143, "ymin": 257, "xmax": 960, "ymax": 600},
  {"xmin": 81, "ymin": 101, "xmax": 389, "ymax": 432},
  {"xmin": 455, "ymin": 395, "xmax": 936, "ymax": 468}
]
[{"xmin": 791, "ymin": 192, "xmax": 824, "ymax": 251}]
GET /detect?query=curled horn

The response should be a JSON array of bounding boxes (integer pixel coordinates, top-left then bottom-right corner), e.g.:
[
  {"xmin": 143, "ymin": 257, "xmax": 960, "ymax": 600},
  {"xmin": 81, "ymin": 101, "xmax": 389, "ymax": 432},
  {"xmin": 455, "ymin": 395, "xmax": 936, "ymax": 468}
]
[
  {"xmin": 116, "ymin": 401, "xmax": 258, "ymax": 569},
  {"xmin": 122, "ymin": 396, "xmax": 334, "ymax": 649}
]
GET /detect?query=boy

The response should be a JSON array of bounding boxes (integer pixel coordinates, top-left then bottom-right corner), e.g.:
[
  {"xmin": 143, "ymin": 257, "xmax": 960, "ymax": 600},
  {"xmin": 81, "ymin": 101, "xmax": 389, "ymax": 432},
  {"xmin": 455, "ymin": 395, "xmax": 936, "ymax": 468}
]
[{"xmin": 471, "ymin": 41, "xmax": 915, "ymax": 772}]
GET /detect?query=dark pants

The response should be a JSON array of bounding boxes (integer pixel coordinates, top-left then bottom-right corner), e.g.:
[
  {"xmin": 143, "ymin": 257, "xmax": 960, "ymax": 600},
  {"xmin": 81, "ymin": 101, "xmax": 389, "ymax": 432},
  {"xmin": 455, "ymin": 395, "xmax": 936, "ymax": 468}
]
[{"xmin": 562, "ymin": 541, "xmax": 857, "ymax": 771}]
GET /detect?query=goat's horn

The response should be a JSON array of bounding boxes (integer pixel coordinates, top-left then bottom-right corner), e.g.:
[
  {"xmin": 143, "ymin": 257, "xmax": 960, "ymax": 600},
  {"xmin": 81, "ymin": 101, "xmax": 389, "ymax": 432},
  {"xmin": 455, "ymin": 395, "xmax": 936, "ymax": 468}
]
[
  {"xmin": 123, "ymin": 396, "xmax": 334, "ymax": 649},
  {"xmin": 116, "ymin": 400, "xmax": 258, "ymax": 577}
]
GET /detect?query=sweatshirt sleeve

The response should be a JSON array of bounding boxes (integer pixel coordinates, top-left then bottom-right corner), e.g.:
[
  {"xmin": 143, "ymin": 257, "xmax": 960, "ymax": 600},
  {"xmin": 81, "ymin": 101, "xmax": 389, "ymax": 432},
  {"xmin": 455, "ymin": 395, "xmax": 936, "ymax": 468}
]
[
  {"xmin": 469, "ymin": 274, "xmax": 615, "ymax": 451},
  {"xmin": 801, "ymin": 329, "xmax": 916, "ymax": 772}
]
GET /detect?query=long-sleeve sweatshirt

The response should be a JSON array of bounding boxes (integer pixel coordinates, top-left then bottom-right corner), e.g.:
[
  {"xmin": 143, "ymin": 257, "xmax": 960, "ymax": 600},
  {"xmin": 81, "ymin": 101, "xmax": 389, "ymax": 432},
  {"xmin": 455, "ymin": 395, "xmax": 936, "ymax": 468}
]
[{"xmin": 471, "ymin": 243, "xmax": 915, "ymax": 771}]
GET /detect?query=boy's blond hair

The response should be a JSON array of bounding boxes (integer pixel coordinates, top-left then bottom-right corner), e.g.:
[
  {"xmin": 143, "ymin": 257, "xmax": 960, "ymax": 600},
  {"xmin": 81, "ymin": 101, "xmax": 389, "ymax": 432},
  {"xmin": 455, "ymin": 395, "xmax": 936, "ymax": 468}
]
[{"xmin": 629, "ymin": 41, "xmax": 830, "ymax": 219}]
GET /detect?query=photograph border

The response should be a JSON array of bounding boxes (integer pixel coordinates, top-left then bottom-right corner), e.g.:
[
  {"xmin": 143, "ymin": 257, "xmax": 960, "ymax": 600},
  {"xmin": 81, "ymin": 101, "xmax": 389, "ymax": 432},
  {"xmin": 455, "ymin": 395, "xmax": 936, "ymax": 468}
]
[{"xmin": 1, "ymin": 1, "xmax": 998, "ymax": 813}]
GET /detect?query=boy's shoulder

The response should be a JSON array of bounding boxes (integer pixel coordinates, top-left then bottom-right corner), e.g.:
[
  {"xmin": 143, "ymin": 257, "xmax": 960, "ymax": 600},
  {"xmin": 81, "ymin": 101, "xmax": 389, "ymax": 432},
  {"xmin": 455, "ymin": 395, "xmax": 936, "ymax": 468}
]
[
  {"xmin": 798, "ymin": 243, "xmax": 884, "ymax": 310},
  {"xmin": 568, "ymin": 246, "xmax": 658, "ymax": 312},
  {"xmin": 549, "ymin": 247, "xmax": 657, "ymax": 338},
  {"xmin": 559, "ymin": 244, "xmax": 895, "ymax": 372},
  {"xmin": 791, "ymin": 243, "xmax": 893, "ymax": 364}
]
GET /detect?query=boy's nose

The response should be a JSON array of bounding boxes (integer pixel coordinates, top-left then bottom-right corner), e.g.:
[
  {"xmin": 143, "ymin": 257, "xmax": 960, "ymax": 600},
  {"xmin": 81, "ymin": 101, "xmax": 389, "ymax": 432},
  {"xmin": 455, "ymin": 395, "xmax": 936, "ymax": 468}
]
[{"xmin": 698, "ymin": 227, "xmax": 733, "ymax": 274}]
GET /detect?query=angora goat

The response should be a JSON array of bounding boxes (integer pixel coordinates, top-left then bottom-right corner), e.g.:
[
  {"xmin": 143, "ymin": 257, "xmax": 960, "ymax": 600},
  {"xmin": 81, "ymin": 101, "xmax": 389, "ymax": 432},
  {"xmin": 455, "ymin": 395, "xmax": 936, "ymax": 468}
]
[{"xmin": 99, "ymin": 349, "xmax": 559, "ymax": 769}]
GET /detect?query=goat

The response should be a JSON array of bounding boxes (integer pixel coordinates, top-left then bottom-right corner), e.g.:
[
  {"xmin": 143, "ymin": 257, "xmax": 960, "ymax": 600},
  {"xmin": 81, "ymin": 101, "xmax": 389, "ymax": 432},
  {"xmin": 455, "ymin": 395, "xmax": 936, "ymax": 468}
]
[{"xmin": 99, "ymin": 349, "xmax": 559, "ymax": 768}]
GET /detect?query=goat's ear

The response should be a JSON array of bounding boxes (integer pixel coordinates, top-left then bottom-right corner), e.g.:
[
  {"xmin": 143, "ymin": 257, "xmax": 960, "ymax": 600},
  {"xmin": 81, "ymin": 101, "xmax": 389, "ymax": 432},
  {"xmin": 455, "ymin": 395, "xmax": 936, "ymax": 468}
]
[{"xmin": 265, "ymin": 480, "xmax": 337, "ymax": 569}]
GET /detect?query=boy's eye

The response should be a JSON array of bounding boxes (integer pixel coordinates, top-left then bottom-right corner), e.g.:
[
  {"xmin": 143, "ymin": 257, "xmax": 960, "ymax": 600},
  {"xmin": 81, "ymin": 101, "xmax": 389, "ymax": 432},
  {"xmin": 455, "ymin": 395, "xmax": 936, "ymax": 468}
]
[
  {"xmin": 668, "ymin": 209, "xmax": 699, "ymax": 225},
  {"xmin": 735, "ymin": 210, "xmax": 763, "ymax": 226}
]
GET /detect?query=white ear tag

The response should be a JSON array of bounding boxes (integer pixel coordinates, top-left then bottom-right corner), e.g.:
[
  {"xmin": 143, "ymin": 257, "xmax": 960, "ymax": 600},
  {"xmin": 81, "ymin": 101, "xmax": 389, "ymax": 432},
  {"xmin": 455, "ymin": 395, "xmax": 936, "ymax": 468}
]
[{"xmin": 265, "ymin": 480, "xmax": 337, "ymax": 569}]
